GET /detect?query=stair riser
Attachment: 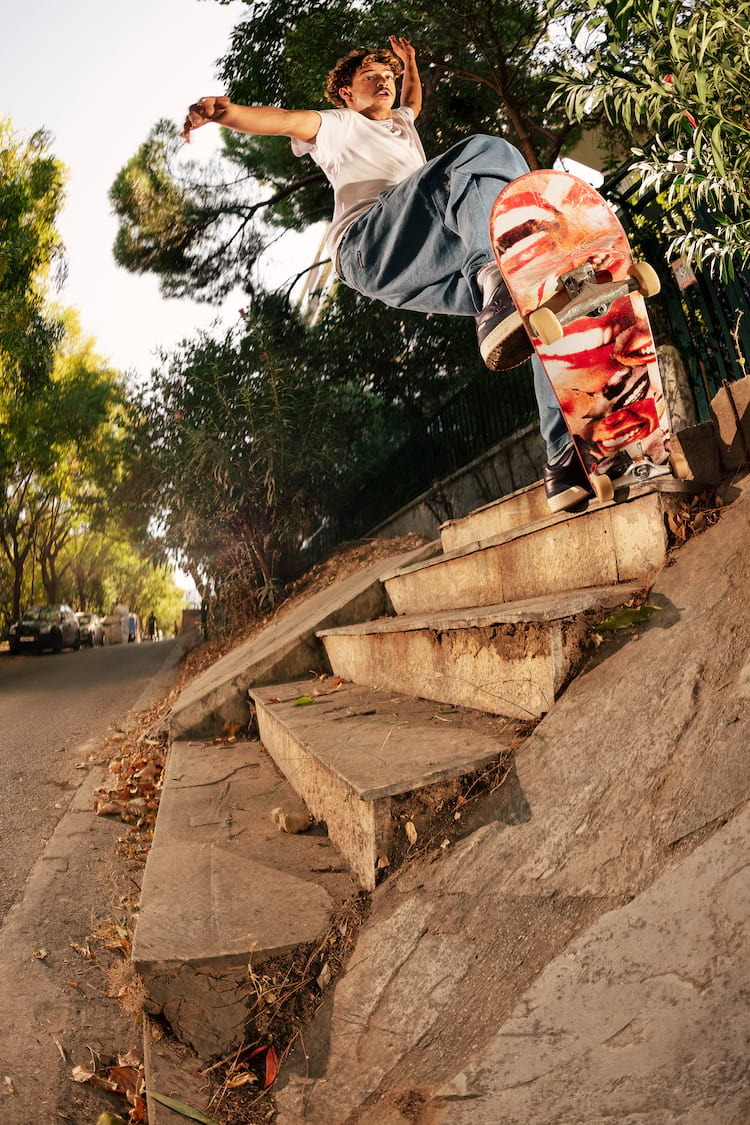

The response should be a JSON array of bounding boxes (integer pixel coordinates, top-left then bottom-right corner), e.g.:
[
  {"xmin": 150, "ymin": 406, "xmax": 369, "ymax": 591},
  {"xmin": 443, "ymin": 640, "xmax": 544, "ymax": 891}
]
[
  {"xmin": 387, "ymin": 495, "xmax": 668, "ymax": 615},
  {"xmin": 322, "ymin": 619, "xmax": 590, "ymax": 720},
  {"xmin": 254, "ymin": 703, "xmax": 391, "ymax": 891},
  {"xmin": 441, "ymin": 484, "xmax": 549, "ymax": 552}
]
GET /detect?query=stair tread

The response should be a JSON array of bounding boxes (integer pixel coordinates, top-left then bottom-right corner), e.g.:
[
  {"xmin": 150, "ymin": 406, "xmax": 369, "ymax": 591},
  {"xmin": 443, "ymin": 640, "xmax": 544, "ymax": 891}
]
[
  {"xmin": 249, "ymin": 680, "xmax": 524, "ymax": 802},
  {"xmin": 133, "ymin": 739, "xmax": 355, "ymax": 969},
  {"xmin": 318, "ymin": 583, "xmax": 641, "ymax": 636},
  {"xmin": 394, "ymin": 477, "xmax": 704, "ymax": 581}
]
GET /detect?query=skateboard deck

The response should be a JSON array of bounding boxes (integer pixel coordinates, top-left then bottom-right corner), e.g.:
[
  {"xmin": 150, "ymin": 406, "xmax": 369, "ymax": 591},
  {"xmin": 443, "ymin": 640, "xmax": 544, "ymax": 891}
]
[{"xmin": 490, "ymin": 169, "xmax": 675, "ymax": 502}]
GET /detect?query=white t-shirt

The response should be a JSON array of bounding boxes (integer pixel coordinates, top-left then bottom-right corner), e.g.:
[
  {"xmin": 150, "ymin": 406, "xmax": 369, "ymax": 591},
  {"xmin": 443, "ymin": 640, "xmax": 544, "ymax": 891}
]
[{"xmin": 291, "ymin": 106, "xmax": 426, "ymax": 262}]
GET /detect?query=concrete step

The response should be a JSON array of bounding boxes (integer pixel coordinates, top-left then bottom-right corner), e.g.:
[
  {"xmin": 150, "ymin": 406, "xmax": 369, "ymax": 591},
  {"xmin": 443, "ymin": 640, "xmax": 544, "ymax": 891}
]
[
  {"xmin": 318, "ymin": 585, "xmax": 640, "ymax": 721},
  {"xmin": 439, "ymin": 463, "xmax": 711, "ymax": 556},
  {"xmin": 132, "ymin": 739, "xmax": 356, "ymax": 1061},
  {"xmin": 440, "ymin": 479, "xmax": 550, "ymax": 552},
  {"xmin": 384, "ymin": 482, "xmax": 701, "ymax": 616},
  {"xmin": 168, "ymin": 538, "xmax": 438, "ymax": 739},
  {"xmin": 249, "ymin": 680, "xmax": 526, "ymax": 892}
]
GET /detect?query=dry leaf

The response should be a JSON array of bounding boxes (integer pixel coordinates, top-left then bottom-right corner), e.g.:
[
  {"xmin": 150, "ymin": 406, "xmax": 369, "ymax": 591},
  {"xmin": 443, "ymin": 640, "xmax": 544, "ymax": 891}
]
[
  {"xmin": 316, "ymin": 962, "xmax": 332, "ymax": 990},
  {"xmin": 264, "ymin": 1044, "xmax": 279, "ymax": 1088},
  {"xmin": 404, "ymin": 820, "xmax": 418, "ymax": 845},
  {"xmin": 225, "ymin": 1072, "xmax": 257, "ymax": 1089},
  {"xmin": 248, "ymin": 1044, "xmax": 279, "ymax": 1089},
  {"xmin": 96, "ymin": 800, "xmax": 126, "ymax": 817}
]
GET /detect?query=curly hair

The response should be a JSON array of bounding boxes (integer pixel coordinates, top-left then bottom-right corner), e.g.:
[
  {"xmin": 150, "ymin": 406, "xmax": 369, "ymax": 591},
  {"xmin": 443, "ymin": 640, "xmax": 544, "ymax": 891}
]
[{"xmin": 324, "ymin": 48, "xmax": 403, "ymax": 108}]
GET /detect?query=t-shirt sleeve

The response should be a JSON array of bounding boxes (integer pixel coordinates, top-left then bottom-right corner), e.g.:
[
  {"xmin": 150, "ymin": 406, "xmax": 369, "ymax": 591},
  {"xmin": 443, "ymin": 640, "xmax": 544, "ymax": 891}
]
[{"xmin": 290, "ymin": 109, "xmax": 344, "ymax": 164}]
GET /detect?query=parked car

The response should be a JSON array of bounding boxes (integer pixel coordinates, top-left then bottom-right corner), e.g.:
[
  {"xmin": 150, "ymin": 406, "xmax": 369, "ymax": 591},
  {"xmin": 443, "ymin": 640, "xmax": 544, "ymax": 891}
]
[
  {"xmin": 8, "ymin": 604, "xmax": 81, "ymax": 654},
  {"xmin": 76, "ymin": 612, "xmax": 106, "ymax": 646}
]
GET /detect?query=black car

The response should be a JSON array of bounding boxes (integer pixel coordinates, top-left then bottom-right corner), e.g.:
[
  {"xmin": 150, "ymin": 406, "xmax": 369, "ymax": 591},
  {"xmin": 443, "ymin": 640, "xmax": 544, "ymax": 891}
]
[
  {"xmin": 8, "ymin": 604, "xmax": 81, "ymax": 654},
  {"xmin": 76, "ymin": 612, "xmax": 106, "ymax": 646}
]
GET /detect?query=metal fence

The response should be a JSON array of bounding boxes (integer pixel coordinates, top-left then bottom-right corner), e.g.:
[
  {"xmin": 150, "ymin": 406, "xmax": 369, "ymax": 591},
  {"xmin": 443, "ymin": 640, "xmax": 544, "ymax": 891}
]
[{"xmin": 296, "ymin": 360, "xmax": 538, "ymax": 570}]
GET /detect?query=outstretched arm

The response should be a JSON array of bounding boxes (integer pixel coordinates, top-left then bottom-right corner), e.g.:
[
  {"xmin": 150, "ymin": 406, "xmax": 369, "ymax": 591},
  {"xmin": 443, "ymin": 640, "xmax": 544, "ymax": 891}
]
[
  {"xmin": 389, "ymin": 36, "xmax": 422, "ymax": 120},
  {"xmin": 181, "ymin": 96, "xmax": 321, "ymax": 144}
]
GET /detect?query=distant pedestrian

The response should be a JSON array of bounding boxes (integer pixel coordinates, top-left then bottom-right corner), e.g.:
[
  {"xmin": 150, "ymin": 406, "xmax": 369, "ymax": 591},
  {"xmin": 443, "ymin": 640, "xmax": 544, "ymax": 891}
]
[{"xmin": 147, "ymin": 612, "xmax": 157, "ymax": 641}]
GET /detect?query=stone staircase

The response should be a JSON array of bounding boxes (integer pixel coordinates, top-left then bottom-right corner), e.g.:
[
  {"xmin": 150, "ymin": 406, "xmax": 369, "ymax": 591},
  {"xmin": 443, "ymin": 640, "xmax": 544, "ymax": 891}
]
[{"xmin": 133, "ymin": 470, "xmax": 710, "ymax": 1114}]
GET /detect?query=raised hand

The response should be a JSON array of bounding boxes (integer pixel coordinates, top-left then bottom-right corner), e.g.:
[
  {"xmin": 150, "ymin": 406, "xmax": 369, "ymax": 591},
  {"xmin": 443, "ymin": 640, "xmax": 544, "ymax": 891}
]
[{"xmin": 181, "ymin": 95, "xmax": 230, "ymax": 142}]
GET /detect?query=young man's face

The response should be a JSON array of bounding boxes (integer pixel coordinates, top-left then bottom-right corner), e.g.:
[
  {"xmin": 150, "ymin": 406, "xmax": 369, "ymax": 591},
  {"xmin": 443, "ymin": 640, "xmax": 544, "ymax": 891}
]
[{"xmin": 339, "ymin": 60, "xmax": 397, "ymax": 119}]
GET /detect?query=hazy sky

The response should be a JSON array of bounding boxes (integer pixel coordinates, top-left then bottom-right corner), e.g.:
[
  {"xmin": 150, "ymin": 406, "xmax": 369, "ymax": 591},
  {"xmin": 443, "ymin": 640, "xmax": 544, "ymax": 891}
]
[{"xmin": 1, "ymin": 0, "xmax": 315, "ymax": 378}]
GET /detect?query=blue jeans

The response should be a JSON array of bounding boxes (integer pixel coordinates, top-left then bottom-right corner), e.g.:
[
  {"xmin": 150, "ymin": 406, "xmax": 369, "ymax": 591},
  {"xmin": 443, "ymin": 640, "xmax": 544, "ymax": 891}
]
[{"xmin": 337, "ymin": 134, "xmax": 569, "ymax": 459}]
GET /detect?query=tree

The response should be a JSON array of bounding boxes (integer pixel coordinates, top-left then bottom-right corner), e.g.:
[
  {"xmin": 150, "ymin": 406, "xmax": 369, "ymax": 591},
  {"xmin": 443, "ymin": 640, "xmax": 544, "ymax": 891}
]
[
  {"xmin": 0, "ymin": 119, "xmax": 66, "ymax": 412},
  {"xmin": 111, "ymin": 0, "xmax": 610, "ymax": 302},
  {"xmin": 134, "ymin": 292, "xmax": 408, "ymax": 620},
  {"xmin": 552, "ymin": 0, "xmax": 750, "ymax": 275},
  {"xmin": 0, "ymin": 312, "xmax": 138, "ymax": 625}
]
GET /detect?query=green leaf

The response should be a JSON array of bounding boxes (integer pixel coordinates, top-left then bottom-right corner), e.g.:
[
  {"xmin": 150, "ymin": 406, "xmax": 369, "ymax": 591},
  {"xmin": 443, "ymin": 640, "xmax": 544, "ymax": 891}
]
[
  {"xmin": 147, "ymin": 1092, "xmax": 219, "ymax": 1124},
  {"xmin": 293, "ymin": 695, "xmax": 315, "ymax": 706},
  {"xmin": 596, "ymin": 604, "xmax": 662, "ymax": 631},
  {"xmin": 710, "ymin": 121, "xmax": 726, "ymax": 176}
]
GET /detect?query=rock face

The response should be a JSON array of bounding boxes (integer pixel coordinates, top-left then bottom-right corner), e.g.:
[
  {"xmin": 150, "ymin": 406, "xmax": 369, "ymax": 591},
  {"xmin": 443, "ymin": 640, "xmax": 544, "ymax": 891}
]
[{"xmin": 274, "ymin": 478, "xmax": 750, "ymax": 1125}]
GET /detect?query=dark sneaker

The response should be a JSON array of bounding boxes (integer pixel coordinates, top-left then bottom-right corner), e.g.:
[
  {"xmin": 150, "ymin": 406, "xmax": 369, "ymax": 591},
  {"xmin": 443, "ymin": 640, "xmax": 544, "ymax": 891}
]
[
  {"xmin": 476, "ymin": 278, "xmax": 533, "ymax": 371},
  {"xmin": 543, "ymin": 443, "xmax": 594, "ymax": 513}
]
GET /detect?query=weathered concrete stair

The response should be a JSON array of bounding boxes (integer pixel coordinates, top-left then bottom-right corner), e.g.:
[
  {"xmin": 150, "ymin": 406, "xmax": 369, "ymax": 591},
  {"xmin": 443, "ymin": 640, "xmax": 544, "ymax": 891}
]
[
  {"xmin": 132, "ymin": 739, "xmax": 356, "ymax": 1061},
  {"xmin": 317, "ymin": 585, "xmax": 641, "ymax": 721},
  {"xmin": 168, "ymin": 539, "xmax": 438, "ymax": 738},
  {"xmin": 249, "ymin": 679, "xmax": 525, "ymax": 891},
  {"xmin": 382, "ymin": 480, "xmax": 700, "ymax": 615},
  {"xmin": 141, "ymin": 476, "xmax": 710, "ymax": 1081}
]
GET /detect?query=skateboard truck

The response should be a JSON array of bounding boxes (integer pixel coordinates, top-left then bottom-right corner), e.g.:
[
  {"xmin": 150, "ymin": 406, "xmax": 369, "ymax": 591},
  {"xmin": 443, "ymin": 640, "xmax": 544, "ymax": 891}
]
[{"xmin": 529, "ymin": 262, "xmax": 662, "ymax": 345}]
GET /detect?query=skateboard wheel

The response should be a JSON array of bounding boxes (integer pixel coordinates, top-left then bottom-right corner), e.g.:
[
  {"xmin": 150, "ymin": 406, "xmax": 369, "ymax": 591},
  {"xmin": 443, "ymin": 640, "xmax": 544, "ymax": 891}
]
[
  {"xmin": 529, "ymin": 307, "xmax": 564, "ymax": 345},
  {"xmin": 592, "ymin": 474, "xmax": 615, "ymax": 503},
  {"xmin": 630, "ymin": 262, "xmax": 661, "ymax": 298}
]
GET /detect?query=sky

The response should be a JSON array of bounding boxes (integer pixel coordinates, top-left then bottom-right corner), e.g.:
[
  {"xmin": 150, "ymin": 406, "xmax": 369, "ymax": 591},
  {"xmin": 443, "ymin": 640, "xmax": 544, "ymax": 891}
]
[{"xmin": 1, "ymin": 0, "xmax": 318, "ymax": 380}]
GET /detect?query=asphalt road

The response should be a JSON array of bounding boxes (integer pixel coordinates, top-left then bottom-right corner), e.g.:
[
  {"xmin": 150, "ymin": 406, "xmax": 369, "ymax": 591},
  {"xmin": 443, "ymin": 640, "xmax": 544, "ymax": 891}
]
[
  {"xmin": 0, "ymin": 635, "xmax": 186, "ymax": 1121},
  {"xmin": 0, "ymin": 637, "xmax": 177, "ymax": 922}
]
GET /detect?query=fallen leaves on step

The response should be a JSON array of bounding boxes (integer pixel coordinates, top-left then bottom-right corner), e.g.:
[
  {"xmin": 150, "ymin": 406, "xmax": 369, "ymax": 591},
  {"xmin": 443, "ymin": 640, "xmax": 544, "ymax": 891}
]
[
  {"xmin": 666, "ymin": 492, "xmax": 722, "ymax": 544},
  {"xmin": 72, "ymin": 1051, "xmax": 146, "ymax": 1122}
]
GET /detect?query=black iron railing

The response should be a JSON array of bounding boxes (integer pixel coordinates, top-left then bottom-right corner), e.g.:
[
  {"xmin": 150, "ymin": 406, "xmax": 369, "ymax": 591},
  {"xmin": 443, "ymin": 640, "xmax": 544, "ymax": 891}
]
[{"xmin": 296, "ymin": 360, "xmax": 537, "ymax": 570}]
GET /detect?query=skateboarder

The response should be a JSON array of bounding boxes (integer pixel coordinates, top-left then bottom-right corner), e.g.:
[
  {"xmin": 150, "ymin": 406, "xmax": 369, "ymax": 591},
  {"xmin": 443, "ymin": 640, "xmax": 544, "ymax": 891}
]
[{"xmin": 182, "ymin": 36, "xmax": 591, "ymax": 512}]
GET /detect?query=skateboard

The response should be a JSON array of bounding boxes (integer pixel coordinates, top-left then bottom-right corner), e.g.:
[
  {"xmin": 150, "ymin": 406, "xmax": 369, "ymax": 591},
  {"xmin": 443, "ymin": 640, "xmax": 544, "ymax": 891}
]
[{"xmin": 490, "ymin": 169, "xmax": 679, "ymax": 503}]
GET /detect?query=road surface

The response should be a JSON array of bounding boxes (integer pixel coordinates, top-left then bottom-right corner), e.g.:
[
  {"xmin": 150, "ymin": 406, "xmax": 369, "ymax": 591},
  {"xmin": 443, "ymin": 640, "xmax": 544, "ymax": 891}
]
[
  {"xmin": 0, "ymin": 637, "xmax": 177, "ymax": 921},
  {"xmin": 0, "ymin": 635, "xmax": 184, "ymax": 1122}
]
